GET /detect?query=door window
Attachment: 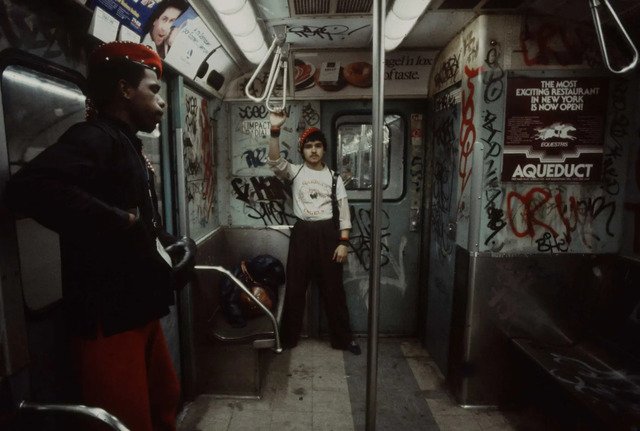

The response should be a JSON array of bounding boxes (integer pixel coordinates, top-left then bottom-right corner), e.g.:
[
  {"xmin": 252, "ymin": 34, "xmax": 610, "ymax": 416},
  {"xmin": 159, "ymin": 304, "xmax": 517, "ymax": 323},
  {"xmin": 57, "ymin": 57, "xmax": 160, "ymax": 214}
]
[{"xmin": 335, "ymin": 114, "xmax": 404, "ymax": 201}]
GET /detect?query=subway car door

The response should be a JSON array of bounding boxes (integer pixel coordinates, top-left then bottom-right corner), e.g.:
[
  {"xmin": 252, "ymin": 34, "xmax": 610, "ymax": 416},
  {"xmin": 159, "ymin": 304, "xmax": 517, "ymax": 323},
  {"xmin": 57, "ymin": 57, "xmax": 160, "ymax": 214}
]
[
  {"xmin": 317, "ymin": 99, "xmax": 426, "ymax": 337},
  {"xmin": 0, "ymin": 51, "xmax": 87, "ymax": 406}
]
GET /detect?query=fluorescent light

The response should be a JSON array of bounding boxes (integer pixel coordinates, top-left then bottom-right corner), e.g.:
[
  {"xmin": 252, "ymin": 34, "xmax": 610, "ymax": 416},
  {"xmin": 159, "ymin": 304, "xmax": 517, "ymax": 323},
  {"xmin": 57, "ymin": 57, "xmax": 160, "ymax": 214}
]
[
  {"xmin": 385, "ymin": 0, "xmax": 432, "ymax": 51},
  {"xmin": 207, "ymin": 0, "xmax": 268, "ymax": 64},
  {"xmin": 216, "ymin": 2, "xmax": 256, "ymax": 36},
  {"xmin": 235, "ymin": 24, "xmax": 265, "ymax": 52},
  {"xmin": 386, "ymin": 10, "xmax": 417, "ymax": 40},
  {"xmin": 243, "ymin": 41, "xmax": 268, "ymax": 64},
  {"xmin": 385, "ymin": 36, "xmax": 404, "ymax": 52},
  {"xmin": 208, "ymin": 0, "xmax": 244, "ymax": 15},
  {"xmin": 392, "ymin": 0, "xmax": 431, "ymax": 20}
]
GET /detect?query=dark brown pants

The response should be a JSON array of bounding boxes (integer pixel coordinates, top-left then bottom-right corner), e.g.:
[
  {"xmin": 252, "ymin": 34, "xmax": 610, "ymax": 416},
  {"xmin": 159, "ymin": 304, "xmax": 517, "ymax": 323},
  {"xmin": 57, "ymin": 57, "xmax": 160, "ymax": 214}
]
[{"xmin": 281, "ymin": 219, "xmax": 353, "ymax": 349}]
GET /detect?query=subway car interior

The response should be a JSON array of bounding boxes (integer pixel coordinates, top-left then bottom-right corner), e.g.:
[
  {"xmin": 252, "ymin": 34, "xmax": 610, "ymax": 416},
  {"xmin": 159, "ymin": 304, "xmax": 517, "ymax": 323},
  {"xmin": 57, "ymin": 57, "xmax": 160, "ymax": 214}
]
[{"xmin": 0, "ymin": 0, "xmax": 639, "ymax": 429}]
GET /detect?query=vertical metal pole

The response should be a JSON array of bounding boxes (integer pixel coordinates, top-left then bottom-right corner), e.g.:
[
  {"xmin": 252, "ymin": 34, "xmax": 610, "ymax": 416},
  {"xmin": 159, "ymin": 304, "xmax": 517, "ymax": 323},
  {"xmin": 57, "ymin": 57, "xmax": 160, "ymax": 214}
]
[{"xmin": 366, "ymin": 0, "xmax": 385, "ymax": 429}]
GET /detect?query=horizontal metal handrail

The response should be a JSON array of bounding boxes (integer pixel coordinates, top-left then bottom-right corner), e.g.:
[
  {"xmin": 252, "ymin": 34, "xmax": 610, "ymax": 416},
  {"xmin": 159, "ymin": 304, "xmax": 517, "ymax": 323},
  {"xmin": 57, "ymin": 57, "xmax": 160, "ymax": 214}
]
[
  {"xmin": 195, "ymin": 265, "xmax": 282, "ymax": 353},
  {"xmin": 19, "ymin": 401, "xmax": 130, "ymax": 431},
  {"xmin": 590, "ymin": 0, "xmax": 638, "ymax": 74}
]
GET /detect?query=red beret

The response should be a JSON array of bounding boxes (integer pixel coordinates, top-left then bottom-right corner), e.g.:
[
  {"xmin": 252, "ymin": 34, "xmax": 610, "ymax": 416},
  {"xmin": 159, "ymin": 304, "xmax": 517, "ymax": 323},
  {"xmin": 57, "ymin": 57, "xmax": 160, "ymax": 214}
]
[
  {"xmin": 89, "ymin": 41, "xmax": 162, "ymax": 79},
  {"xmin": 300, "ymin": 127, "xmax": 321, "ymax": 145}
]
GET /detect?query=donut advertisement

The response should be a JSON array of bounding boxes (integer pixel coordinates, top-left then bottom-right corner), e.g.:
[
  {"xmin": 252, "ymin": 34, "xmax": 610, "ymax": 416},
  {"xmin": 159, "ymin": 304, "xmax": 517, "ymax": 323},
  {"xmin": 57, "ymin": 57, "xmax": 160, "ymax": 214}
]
[{"xmin": 293, "ymin": 51, "xmax": 436, "ymax": 98}]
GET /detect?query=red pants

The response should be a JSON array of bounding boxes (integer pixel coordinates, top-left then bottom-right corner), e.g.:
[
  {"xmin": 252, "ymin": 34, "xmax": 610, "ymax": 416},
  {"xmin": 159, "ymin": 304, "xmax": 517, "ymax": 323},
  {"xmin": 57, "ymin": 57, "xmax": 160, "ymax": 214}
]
[{"xmin": 69, "ymin": 320, "xmax": 180, "ymax": 431}]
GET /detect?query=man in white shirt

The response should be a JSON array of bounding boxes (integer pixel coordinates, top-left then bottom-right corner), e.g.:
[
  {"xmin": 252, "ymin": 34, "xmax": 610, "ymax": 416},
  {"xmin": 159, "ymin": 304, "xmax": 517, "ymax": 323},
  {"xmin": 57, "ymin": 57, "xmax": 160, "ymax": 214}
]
[{"xmin": 267, "ymin": 110, "xmax": 360, "ymax": 355}]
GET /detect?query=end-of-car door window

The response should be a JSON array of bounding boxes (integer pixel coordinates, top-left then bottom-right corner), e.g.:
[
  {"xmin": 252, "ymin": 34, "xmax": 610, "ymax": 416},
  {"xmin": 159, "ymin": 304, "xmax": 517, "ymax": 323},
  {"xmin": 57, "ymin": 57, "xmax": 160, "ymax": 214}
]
[
  {"xmin": 336, "ymin": 114, "xmax": 404, "ymax": 201},
  {"xmin": 2, "ymin": 65, "xmax": 86, "ymax": 312}
]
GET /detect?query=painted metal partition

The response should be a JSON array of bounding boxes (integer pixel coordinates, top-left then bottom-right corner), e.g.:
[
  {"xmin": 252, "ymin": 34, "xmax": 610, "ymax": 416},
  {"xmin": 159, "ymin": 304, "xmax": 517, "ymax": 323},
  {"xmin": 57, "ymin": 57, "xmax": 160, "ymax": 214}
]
[
  {"xmin": 171, "ymin": 76, "xmax": 221, "ymax": 399},
  {"xmin": 425, "ymin": 14, "xmax": 637, "ymax": 406},
  {"xmin": 425, "ymin": 84, "xmax": 461, "ymax": 374},
  {"xmin": 0, "ymin": 55, "xmax": 87, "ymax": 408}
]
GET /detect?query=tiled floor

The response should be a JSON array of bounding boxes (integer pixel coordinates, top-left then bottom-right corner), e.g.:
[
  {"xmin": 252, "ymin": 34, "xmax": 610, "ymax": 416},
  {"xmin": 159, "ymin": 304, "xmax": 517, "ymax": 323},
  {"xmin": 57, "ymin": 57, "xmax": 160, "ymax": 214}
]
[
  {"xmin": 177, "ymin": 338, "xmax": 526, "ymax": 431},
  {"xmin": 398, "ymin": 340, "xmax": 515, "ymax": 431}
]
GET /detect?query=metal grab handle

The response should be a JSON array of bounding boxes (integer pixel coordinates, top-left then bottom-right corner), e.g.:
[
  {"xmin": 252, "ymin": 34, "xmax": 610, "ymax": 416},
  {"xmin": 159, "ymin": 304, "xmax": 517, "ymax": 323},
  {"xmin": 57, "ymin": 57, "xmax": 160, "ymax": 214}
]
[
  {"xmin": 590, "ymin": 0, "xmax": 638, "ymax": 74},
  {"xmin": 195, "ymin": 265, "xmax": 282, "ymax": 353},
  {"xmin": 19, "ymin": 401, "xmax": 130, "ymax": 431},
  {"xmin": 244, "ymin": 36, "xmax": 280, "ymax": 103},
  {"xmin": 244, "ymin": 28, "xmax": 288, "ymax": 112},
  {"xmin": 266, "ymin": 45, "xmax": 288, "ymax": 112}
]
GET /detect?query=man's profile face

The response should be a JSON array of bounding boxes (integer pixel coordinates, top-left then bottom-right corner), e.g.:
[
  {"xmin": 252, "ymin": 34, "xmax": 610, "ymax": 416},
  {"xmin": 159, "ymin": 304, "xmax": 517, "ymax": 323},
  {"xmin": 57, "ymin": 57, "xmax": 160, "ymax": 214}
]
[
  {"xmin": 151, "ymin": 7, "xmax": 181, "ymax": 46},
  {"xmin": 127, "ymin": 69, "xmax": 166, "ymax": 133}
]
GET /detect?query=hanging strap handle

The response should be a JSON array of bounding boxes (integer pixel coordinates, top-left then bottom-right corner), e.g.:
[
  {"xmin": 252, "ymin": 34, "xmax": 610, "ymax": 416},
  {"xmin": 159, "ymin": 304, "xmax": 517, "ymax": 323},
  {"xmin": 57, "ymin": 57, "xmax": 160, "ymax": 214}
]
[
  {"xmin": 244, "ymin": 27, "xmax": 289, "ymax": 111},
  {"xmin": 590, "ymin": 0, "xmax": 638, "ymax": 74}
]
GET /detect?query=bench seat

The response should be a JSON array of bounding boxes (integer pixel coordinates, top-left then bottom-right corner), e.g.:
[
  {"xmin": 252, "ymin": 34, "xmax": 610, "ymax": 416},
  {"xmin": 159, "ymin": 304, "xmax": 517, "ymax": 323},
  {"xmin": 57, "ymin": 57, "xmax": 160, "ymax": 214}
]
[{"xmin": 512, "ymin": 336, "xmax": 640, "ymax": 430}]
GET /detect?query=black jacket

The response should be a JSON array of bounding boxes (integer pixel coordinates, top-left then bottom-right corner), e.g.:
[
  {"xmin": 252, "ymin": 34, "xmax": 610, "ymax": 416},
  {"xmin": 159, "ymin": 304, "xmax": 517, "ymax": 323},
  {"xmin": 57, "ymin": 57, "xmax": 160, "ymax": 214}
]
[{"xmin": 5, "ymin": 116, "xmax": 177, "ymax": 337}]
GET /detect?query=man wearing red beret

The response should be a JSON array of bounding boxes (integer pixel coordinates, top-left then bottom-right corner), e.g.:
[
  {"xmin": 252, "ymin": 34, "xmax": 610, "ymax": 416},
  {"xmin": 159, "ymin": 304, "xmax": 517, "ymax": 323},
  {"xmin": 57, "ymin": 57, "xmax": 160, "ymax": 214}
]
[{"xmin": 4, "ymin": 42, "xmax": 195, "ymax": 431}]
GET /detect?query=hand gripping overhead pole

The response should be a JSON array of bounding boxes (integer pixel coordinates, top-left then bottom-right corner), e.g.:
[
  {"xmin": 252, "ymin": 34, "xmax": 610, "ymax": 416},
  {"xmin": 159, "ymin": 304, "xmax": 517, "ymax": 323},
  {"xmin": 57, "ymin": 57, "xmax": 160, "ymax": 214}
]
[
  {"xmin": 244, "ymin": 25, "xmax": 289, "ymax": 112},
  {"xmin": 590, "ymin": 0, "xmax": 638, "ymax": 74}
]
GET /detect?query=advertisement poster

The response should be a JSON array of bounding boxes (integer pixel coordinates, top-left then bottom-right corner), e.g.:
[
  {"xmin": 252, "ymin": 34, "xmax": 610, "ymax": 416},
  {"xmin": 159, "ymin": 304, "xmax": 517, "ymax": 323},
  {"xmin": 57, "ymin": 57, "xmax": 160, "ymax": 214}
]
[
  {"xmin": 502, "ymin": 77, "xmax": 608, "ymax": 182},
  {"xmin": 88, "ymin": 1, "xmax": 234, "ymax": 92},
  {"xmin": 89, "ymin": 0, "xmax": 161, "ymax": 36},
  {"xmin": 291, "ymin": 51, "xmax": 435, "ymax": 98},
  {"xmin": 163, "ymin": 9, "xmax": 220, "ymax": 79}
]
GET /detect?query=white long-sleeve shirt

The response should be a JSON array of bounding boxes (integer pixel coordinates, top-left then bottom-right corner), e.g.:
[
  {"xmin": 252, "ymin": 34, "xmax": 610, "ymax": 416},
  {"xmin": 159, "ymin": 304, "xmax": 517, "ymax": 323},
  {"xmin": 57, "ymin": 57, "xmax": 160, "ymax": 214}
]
[{"xmin": 267, "ymin": 157, "xmax": 352, "ymax": 231}]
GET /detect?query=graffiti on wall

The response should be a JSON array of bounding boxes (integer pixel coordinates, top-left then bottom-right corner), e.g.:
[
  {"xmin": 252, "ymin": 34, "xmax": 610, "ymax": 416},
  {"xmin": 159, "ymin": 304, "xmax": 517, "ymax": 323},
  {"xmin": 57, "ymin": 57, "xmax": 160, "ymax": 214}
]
[
  {"xmin": 505, "ymin": 186, "xmax": 616, "ymax": 252},
  {"xmin": 474, "ymin": 30, "xmax": 628, "ymax": 253},
  {"xmin": 184, "ymin": 90, "xmax": 216, "ymax": 240},
  {"xmin": 288, "ymin": 24, "xmax": 370, "ymax": 42},
  {"xmin": 481, "ymin": 83, "xmax": 626, "ymax": 253},
  {"xmin": 433, "ymin": 52, "xmax": 461, "ymax": 93},
  {"xmin": 343, "ymin": 207, "xmax": 407, "ymax": 315},
  {"xmin": 229, "ymin": 101, "xmax": 320, "ymax": 226},
  {"xmin": 344, "ymin": 234, "xmax": 408, "ymax": 313},
  {"xmin": 284, "ymin": 17, "xmax": 373, "ymax": 49},
  {"xmin": 458, "ymin": 65, "xmax": 479, "ymax": 222},
  {"xmin": 516, "ymin": 18, "xmax": 601, "ymax": 69},
  {"xmin": 230, "ymin": 102, "xmax": 319, "ymax": 177},
  {"xmin": 480, "ymin": 46, "xmax": 507, "ymax": 252},
  {"xmin": 229, "ymin": 176, "xmax": 296, "ymax": 226},
  {"xmin": 431, "ymin": 87, "xmax": 460, "ymax": 258},
  {"xmin": 427, "ymin": 18, "xmax": 628, "ymax": 254},
  {"xmin": 348, "ymin": 207, "xmax": 391, "ymax": 270}
]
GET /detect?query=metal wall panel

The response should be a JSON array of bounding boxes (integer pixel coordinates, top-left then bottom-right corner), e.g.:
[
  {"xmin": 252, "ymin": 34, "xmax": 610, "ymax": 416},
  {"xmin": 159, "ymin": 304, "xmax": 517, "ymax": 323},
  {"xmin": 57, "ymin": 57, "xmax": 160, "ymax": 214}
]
[{"xmin": 447, "ymin": 252, "xmax": 618, "ymax": 406}]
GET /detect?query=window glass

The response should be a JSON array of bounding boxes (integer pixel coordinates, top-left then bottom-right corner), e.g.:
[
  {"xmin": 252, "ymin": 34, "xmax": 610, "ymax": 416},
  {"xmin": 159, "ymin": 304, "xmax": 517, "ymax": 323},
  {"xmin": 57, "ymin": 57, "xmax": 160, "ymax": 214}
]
[
  {"xmin": 337, "ymin": 123, "xmax": 390, "ymax": 190},
  {"xmin": 335, "ymin": 114, "xmax": 404, "ymax": 200},
  {"xmin": 3, "ymin": 65, "xmax": 86, "ymax": 311}
]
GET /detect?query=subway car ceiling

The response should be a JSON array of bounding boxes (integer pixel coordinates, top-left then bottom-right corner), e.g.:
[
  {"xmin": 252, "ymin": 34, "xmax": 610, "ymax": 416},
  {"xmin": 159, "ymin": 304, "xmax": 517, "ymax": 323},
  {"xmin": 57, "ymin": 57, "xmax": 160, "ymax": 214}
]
[{"xmin": 52, "ymin": 0, "xmax": 640, "ymax": 101}]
